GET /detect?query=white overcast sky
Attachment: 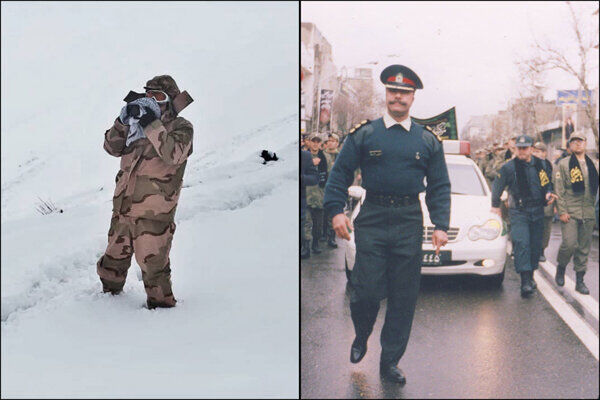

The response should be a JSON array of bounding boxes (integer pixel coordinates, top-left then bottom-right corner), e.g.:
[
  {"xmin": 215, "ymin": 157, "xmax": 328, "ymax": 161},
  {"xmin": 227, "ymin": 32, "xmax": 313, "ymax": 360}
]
[{"xmin": 302, "ymin": 1, "xmax": 599, "ymax": 131}]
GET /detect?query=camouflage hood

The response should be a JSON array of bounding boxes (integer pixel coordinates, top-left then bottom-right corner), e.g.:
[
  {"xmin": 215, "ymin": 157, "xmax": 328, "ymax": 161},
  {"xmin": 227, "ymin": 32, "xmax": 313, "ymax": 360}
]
[{"xmin": 144, "ymin": 75, "xmax": 181, "ymax": 100}]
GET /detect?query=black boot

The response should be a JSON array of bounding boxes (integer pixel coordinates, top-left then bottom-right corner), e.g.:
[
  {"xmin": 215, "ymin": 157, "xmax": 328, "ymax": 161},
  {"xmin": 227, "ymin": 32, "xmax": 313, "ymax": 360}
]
[
  {"xmin": 312, "ymin": 238, "xmax": 322, "ymax": 254},
  {"xmin": 350, "ymin": 337, "xmax": 367, "ymax": 363},
  {"xmin": 327, "ymin": 229, "xmax": 338, "ymax": 248},
  {"xmin": 300, "ymin": 240, "xmax": 311, "ymax": 259},
  {"xmin": 380, "ymin": 363, "xmax": 406, "ymax": 385},
  {"xmin": 529, "ymin": 270, "xmax": 537, "ymax": 290},
  {"xmin": 555, "ymin": 265, "xmax": 566, "ymax": 287},
  {"xmin": 520, "ymin": 272, "xmax": 533, "ymax": 297},
  {"xmin": 575, "ymin": 271, "xmax": 590, "ymax": 295}
]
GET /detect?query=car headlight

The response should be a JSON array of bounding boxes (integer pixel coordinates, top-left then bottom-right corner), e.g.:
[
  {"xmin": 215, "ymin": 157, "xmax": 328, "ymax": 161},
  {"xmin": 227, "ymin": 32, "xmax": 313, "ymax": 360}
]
[{"xmin": 468, "ymin": 219, "xmax": 501, "ymax": 241}]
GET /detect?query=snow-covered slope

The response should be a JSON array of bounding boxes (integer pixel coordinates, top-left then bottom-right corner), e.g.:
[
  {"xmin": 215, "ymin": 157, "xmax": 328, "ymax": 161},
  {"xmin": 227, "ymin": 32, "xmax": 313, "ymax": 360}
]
[{"xmin": 1, "ymin": 3, "xmax": 298, "ymax": 398}]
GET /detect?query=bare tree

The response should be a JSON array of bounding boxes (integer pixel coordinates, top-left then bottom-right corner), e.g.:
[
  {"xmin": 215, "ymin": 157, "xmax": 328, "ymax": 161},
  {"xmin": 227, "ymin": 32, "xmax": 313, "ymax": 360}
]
[{"xmin": 521, "ymin": 1, "xmax": 598, "ymax": 148}]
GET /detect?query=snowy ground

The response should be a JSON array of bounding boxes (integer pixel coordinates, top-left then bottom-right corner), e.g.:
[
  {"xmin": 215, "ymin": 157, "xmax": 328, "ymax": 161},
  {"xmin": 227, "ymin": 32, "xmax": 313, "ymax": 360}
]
[
  {"xmin": 1, "ymin": 115, "xmax": 299, "ymax": 398},
  {"xmin": 2, "ymin": 3, "xmax": 298, "ymax": 398}
]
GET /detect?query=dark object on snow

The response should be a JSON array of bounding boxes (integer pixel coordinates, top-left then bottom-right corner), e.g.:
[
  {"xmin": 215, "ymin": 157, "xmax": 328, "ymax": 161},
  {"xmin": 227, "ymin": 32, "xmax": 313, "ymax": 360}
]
[
  {"xmin": 35, "ymin": 197, "xmax": 63, "ymax": 215},
  {"xmin": 260, "ymin": 150, "xmax": 279, "ymax": 164}
]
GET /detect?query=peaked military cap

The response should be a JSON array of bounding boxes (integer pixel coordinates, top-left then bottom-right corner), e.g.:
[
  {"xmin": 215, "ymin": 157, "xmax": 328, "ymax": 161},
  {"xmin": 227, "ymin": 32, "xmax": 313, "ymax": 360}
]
[
  {"xmin": 515, "ymin": 134, "xmax": 533, "ymax": 147},
  {"xmin": 380, "ymin": 64, "xmax": 423, "ymax": 91}
]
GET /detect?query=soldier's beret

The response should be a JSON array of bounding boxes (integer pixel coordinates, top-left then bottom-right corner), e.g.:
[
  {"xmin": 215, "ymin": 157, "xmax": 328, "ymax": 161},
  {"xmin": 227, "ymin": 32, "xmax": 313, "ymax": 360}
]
[{"xmin": 380, "ymin": 65, "xmax": 423, "ymax": 91}]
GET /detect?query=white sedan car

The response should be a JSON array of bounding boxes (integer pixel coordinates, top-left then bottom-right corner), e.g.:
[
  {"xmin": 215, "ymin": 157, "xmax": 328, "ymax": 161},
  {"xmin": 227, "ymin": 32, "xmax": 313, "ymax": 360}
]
[{"xmin": 344, "ymin": 143, "xmax": 508, "ymax": 287}]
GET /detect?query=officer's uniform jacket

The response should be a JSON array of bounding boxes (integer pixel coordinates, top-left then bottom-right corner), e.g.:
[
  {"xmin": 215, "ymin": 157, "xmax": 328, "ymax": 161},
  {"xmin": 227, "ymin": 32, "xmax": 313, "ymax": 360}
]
[
  {"xmin": 555, "ymin": 156, "xmax": 598, "ymax": 220},
  {"xmin": 323, "ymin": 115, "xmax": 451, "ymax": 231},
  {"xmin": 104, "ymin": 112, "xmax": 193, "ymax": 222},
  {"xmin": 491, "ymin": 156, "xmax": 553, "ymax": 209}
]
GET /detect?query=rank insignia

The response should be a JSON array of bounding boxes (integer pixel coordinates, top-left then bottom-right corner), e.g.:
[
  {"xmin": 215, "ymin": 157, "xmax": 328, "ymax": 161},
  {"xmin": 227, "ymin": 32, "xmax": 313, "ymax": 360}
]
[{"xmin": 369, "ymin": 150, "xmax": 382, "ymax": 156}]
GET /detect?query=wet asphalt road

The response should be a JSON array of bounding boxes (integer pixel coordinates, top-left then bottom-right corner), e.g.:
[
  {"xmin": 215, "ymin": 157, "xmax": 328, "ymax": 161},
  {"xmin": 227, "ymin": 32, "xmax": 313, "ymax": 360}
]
[{"xmin": 301, "ymin": 235, "xmax": 599, "ymax": 399}]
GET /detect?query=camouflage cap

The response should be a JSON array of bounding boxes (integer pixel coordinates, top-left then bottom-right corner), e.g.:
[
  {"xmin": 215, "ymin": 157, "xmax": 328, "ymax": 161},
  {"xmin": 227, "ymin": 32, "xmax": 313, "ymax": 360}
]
[
  {"xmin": 308, "ymin": 133, "xmax": 322, "ymax": 141},
  {"xmin": 144, "ymin": 75, "xmax": 181, "ymax": 100},
  {"xmin": 329, "ymin": 133, "xmax": 340, "ymax": 141},
  {"xmin": 568, "ymin": 131, "xmax": 586, "ymax": 142}
]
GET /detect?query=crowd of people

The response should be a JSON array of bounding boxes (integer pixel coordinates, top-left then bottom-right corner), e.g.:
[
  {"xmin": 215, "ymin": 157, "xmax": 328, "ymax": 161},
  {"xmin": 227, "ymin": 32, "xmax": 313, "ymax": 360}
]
[
  {"xmin": 300, "ymin": 132, "xmax": 343, "ymax": 259},
  {"xmin": 475, "ymin": 133, "xmax": 599, "ymax": 295}
]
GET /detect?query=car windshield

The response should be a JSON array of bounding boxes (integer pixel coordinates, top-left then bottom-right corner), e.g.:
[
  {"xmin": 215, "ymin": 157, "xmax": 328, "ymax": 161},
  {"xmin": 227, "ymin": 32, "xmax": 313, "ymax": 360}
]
[{"xmin": 447, "ymin": 163, "xmax": 487, "ymax": 196}]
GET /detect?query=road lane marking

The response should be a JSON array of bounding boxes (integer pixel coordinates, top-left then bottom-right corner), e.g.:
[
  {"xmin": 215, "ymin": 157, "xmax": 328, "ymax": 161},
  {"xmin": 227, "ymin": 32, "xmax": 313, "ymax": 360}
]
[
  {"xmin": 539, "ymin": 261, "xmax": 599, "ymax": 321},
  {"xmin": 534, "ymin": 269, "xmax": 599, "ymax": 361}
]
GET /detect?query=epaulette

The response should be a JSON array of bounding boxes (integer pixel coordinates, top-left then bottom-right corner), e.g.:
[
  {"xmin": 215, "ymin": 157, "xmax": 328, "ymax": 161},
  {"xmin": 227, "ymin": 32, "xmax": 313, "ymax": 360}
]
[{"xmin": 349, "ymin": 120, "xmax": 370, "ymax": 135}]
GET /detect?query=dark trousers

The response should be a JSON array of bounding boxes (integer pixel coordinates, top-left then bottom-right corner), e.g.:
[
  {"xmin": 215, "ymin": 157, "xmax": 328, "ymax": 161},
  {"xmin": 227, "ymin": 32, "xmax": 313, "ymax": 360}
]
[
  {"xmin": 508, "ymin": 206, "xmax": 544, "ymax": 273},
  {"xmin": 349, "ymin": 200, "xmax": 423, "ymax": 366}
]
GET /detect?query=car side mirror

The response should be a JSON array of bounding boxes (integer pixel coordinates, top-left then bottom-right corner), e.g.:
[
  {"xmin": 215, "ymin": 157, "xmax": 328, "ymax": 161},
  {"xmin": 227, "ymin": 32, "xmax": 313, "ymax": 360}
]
[{"xmin": 348, "ymin": 186, "xmax": 366, "ymax": 200}]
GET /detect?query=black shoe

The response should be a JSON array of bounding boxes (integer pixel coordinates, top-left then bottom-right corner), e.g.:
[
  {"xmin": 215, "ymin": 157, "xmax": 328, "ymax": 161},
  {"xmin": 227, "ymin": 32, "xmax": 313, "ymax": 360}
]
[
  {"xmin": 575, "ymin": 272, "xmax": 590, "ymax": 295},
  {"xmin": 380, "ymin": 364, "xmax": 406, "ymax": 385},
  {"xmin": 529, "ymin": 270, "xmax": 537, "ymax": 290},
  {"xmin": 300, "ymin": 240, "xmax": 311, "ymax": 259},
  {"xmin": 555, "ymin": 265, "xmax": 566, "ymax": 287},
  {"xmin": 350, "ymin": 337, "xmax": 367, "ymax": 363},
  {"xmin": 520, "ymin": 272, "xmax": 533, "ymax": 297},
  {"xmin": 312, "ymin": 239, "xmax": 322, "ymax": 254}
]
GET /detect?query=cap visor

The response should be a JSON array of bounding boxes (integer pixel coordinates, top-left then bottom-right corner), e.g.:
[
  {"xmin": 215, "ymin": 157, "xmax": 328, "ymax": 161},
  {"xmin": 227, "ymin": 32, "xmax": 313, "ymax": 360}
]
[
  {"xmin": 383, "ymin": 84, "xmax": 415, "ymax": 91},
  {"xmin": 515, "ymin": 144, "xmax": 531, "ymax": 148}
]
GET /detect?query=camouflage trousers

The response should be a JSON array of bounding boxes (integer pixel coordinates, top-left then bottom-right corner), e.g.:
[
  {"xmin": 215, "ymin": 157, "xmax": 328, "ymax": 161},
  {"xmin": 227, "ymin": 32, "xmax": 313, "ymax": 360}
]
[
  {"xmin": 97, "ymin": 213, "xmax": 177, "ymax": 307},
  {"xmin": 303, "ymin": 207, "xmax": 324, "ymax": 242}
]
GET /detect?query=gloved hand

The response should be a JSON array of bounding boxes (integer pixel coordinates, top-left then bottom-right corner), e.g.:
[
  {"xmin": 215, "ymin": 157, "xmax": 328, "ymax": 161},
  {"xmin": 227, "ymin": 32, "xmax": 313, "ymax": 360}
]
[
  {"xmin": 126, "ymin": 104, "xmax": 142, "ymax": 118},
  {"xmin": 138, "ymin": 106, "xmax": 159, "ymax": 128}
]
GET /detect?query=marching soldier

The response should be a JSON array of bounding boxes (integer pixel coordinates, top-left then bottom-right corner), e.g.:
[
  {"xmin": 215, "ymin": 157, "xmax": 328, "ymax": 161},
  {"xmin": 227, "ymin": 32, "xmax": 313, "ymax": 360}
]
[
  {"xmin": 324, "ymin": 64, "xmax": 451, "ymax": 385},
  {"xmin": 532, "ymin": 142, "xmax": 555, "ymax": 262},
  {"xmin": 491, "ymin": 135, "xmax": 556, "ymax": 297},
  {"xmin": 303, "ymin": 134, "xmax": 328, "ymax": 257},
  {"xmin": 322, "ymin": 132, "xmax": 341, "ymax": 248},
  {"xmin": 554, "ymin": 132, "xmax": 599, "ymax": 294}
]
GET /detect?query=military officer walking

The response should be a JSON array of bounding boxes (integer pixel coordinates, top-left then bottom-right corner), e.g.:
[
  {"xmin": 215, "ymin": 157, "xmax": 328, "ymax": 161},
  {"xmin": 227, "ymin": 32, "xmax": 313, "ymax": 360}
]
[
  {"xmin": 491, "ymin": 135, "xmax": 556, "ymax": 297},
  {"xmin": 324, "ymin": 65, "xmax": 451, "ymax": 385},
  {"xmin": 554, "ymin": 132, "xmax": 599, "ymax": 294}
]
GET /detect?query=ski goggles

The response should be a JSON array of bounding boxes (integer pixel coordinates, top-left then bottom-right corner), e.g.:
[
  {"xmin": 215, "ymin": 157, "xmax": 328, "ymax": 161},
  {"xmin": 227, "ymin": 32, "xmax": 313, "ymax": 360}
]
[{"xmin": 145, "ymin": 90, "xmax": 170, "ymax": 103}]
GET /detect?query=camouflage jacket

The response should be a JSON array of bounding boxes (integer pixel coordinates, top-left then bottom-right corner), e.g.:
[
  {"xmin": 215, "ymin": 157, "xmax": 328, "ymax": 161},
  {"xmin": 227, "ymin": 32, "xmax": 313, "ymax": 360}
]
[
  {"xmin": 104, "ymin": 114, "xmax": 193, "ymax": 222},
  {"xmin": 306, "ymin": 152, "xmax": 326, "ymax": 208},
  {"xmin": 555, "ymin": 156, "xmax": 598, "ymax": 220},
  {"xmin": 323, "ymin": 149, "xmax": 339, "ymax": 173}
]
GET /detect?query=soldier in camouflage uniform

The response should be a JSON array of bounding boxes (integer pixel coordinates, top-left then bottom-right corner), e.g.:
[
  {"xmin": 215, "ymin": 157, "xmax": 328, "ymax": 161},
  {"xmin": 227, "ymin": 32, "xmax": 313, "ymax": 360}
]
[
  {"xmin": 554, "ymin": 132, "xmax": 598, "ymax": 294},
  {"xmin": 303, "ymin": 134, "xmax": 328, "ymax": 256},
  {"xmin": 322, "ymin": 133, "xmax": 340, "ymax": 248},
  {"xmin": 97, "ymin": 75, "xmax": 193, "ymax": 309}
]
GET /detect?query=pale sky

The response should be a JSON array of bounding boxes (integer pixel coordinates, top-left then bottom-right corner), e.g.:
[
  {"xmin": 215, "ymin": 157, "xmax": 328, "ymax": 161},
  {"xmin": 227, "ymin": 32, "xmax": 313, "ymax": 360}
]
[{"xmin": 302, "ymin": 1, "xmax": 599, "ymax": 132}]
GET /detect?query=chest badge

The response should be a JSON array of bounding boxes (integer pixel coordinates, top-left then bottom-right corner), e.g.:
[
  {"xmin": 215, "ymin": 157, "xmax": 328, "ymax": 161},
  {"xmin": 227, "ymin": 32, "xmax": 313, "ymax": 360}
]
[
  {"xmin": 369, "ymin": 150, "xmax": 382, "ymax": 156},
  {"xmin": 415, "ymin": 152, "xmax": 420, "ymax": 160}
]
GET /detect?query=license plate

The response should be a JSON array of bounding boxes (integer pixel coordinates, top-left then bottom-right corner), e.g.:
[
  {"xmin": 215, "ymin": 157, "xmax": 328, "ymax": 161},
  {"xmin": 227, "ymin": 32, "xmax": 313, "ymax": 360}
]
[{"xmin": 422, "ymin": 250, "xmax": 451, "ymax": 266}]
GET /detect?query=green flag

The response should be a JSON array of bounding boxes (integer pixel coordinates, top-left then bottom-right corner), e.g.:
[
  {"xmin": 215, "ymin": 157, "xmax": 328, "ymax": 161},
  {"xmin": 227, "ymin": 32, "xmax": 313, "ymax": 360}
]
[{"xmin": 411, "ymin": 107, "xmax": 457, "ymax": 141}]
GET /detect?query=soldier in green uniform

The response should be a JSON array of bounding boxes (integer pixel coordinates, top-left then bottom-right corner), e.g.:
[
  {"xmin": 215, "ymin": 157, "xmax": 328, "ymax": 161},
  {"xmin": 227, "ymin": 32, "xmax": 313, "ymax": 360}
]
[
  {"xmin": 554, "ymin": 132, "xmax": 599, "ymax": 294},
  {"xmin": 322, "ymin": 132, "xmax": 340, "ymax": 248},
  {"xmin": 532, "ymin": 142, "xmax": 555, "ymax": 262},
  {"xmin": 303, "ymin": 134, "xmax": 328, "ymax": 257}
]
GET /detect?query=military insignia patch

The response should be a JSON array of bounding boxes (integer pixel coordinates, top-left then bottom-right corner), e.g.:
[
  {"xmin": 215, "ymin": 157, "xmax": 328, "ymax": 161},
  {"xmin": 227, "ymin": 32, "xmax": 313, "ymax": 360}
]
[
  {"xmin": 539, "ymin": 169, "xmax": 549, "ymax": 187},
  {"xmin": 349, "ymin": 119, "xmax": 370, "ymax": 135},
  {"xmin": 369, "ymin": 150, "xmax": 382, "ymax": 156}
]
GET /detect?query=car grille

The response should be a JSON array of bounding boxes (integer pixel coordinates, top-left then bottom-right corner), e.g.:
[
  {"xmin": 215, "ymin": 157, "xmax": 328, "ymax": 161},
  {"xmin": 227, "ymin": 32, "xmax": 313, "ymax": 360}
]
[{"xmin": 423, "ymin": 226, "xmax": 459, "ymax": 243}]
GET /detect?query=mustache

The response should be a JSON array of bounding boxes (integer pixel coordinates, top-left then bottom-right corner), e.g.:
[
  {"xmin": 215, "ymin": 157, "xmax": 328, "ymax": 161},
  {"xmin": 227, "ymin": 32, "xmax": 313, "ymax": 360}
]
[{"xmin": 388, "ymin": 100, "xmax": 407, "ymax": 106}]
